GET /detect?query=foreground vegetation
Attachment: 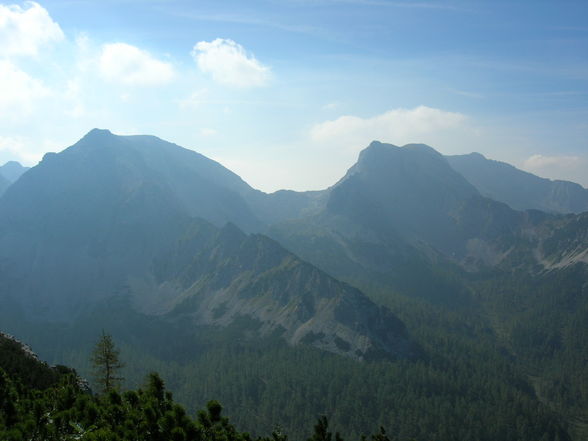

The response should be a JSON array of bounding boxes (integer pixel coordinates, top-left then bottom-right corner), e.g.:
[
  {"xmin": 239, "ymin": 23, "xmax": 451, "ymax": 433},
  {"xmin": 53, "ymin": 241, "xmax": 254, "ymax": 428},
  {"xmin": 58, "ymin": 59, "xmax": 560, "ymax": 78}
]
[
  {"xmin": 1, "ymin": 363, "xmax": 265, "ymax": 441},
  {"xmin": 0, "ymin": 338, "xmax": 397, "ymax": 441},
  {"xmin": 1, "ymin": 306, "xmax": 573, "ymax": 441}
]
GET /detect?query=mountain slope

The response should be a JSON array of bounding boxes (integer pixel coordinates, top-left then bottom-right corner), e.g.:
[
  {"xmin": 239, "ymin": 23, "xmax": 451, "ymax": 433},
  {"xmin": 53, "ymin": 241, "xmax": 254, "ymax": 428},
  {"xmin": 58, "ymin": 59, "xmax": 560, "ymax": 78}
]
[
  {"xmin": 269, "ymin": 142, "xmax": 588, "ymax": 281},
  {"xmin": 0, "ymin": 160, "xmax": 29, "ymax": 196},
  {"xmin": 266, "ymin": 141, "xmax": 588, "ymax": 439},
  {"xmin": 0, "ymin": 131, "xmax": 583, "ymax": 440},
  {"xmin": 0, "ymin": 331, "xmax": 76, "ymax": 390},
  {"xmin": 0, "ymin": 129, "xmax": 266, "ymax": 320},
  {"xmin": 0, "ymin": 130, "xmax": 415, "ymax": 360},
  {"xmin": 266, "ymin": 142, "xmax": 536, "ymax": 305},
  {"xmin": 137, "ymin": 221, "xmax": 417, "ymax": 360},
  {"xmin": 0, "ymin": 161, "xmax": 29, "ymax": 183},
  {"xmin": 447, "ymin": 152, "xmax": 588, "ymax": 214},
  {"xmin": 0, "ymin": 174, "xmax": 9, "ymax": 197},
  {"xmin": 326, "ymin": 141, "xmax": 485, "ymax": 256}
]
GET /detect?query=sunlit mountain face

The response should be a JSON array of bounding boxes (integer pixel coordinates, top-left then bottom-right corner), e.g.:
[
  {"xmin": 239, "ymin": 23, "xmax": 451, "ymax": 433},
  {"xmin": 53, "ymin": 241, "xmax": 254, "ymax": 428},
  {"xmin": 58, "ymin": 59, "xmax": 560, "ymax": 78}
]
[{"xmin": 1, "ymin": 1, "xmax": 588, "ymax": 440}]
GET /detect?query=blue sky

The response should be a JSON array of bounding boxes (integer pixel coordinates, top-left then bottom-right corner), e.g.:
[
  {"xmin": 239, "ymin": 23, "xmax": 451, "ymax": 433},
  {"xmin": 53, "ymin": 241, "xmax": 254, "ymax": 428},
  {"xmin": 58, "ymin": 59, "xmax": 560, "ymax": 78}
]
[{"xmin": 0, "ymin": 0, "xmax": 587, "ymax": 191}]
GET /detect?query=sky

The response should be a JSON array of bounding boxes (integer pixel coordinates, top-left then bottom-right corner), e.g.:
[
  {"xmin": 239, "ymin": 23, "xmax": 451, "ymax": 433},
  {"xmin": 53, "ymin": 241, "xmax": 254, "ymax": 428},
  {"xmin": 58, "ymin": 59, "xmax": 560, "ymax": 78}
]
[{"xmin": 0, "ymin": 0, "xmax": 587, "ymax": 192}]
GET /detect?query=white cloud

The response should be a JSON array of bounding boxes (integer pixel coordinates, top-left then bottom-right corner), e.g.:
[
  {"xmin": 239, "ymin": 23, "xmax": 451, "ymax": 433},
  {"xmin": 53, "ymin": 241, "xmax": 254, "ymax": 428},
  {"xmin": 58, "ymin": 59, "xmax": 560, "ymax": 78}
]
[
  {"xmin": 99, "ymin": 43, "xmax": 175, "ymax": 86},
  {"xmin": 523, "ymin": 154, "xmax": 580, "ymax": 170},
  {"xmin": 0, "ymin": 1, "xmax": 64, "ymax": 57},
  {"xmin": 191, "ymin": 38, "xmax": 270, "ymax": 87},
  {"xmin": 0, "ymin": 59, "xmax": 50, "ymax": 119},
  {"xmin": 310, "ymin": 106, "xmax": 467, "ymax": 148},
  {"xmin": 522, "ymin": 154, "xmax": 588, "ymax": 186}
]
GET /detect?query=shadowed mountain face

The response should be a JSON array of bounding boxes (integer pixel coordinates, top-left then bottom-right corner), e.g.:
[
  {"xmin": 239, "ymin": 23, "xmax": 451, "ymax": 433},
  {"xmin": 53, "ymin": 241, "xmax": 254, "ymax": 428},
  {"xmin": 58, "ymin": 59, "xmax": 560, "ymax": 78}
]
[
  {"xmin": 2, "ymin": 132, "xmax": 586, "ymax": 321},
  {"xmin": 0, "ymin": 174, "xmax": 9, "ymax": 197},
  {"xmin": 0, "ymin": 136, "xmax": 192, "ymax": 319},
  {"xmin": 0, "ymin": 130, "xmax": 415, "ymax": 360},
  {"xmin": 0, "ymin": 129, "xmax": 261, "ymax": 320},
  {"xmin": 447, "ymin": 152, "xmax": 588, "ymax": 214},
  {"xmin": 269, "ymin": 143, "xmax": 513, "ymax": 274},
  {"xmin": 326, "ymin": 142, "xmax": 483, "ymax": 255},
  {"xmin": 267, "ymin": 142, "xmax": 588, "ymax": 307}
]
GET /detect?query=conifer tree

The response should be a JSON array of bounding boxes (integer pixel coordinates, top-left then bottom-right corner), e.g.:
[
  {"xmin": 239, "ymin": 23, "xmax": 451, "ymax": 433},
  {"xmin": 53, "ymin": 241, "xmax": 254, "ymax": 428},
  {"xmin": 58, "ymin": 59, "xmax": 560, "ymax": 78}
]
[{"xmin": 90, "ymin": 331, "xmax": 124, "ymax": 394}]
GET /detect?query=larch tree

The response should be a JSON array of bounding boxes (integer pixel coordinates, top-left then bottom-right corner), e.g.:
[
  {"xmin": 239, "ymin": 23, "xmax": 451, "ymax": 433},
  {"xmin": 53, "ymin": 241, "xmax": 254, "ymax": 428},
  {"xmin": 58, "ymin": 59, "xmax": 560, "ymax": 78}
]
[{"xmin": 91, "ymin": 331, "xmax": 124, "ymax": 394}]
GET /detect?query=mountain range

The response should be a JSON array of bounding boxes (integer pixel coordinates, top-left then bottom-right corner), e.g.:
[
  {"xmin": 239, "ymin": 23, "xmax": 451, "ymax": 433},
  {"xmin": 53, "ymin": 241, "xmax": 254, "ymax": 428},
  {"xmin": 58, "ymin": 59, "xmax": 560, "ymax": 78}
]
[
  {"xmin": 0, "ymin": 130, "xmax": 416, "ymax": 361},
  {"xmin": 1, "ymin": 129, "xmax": 587, "ymax": 440}
]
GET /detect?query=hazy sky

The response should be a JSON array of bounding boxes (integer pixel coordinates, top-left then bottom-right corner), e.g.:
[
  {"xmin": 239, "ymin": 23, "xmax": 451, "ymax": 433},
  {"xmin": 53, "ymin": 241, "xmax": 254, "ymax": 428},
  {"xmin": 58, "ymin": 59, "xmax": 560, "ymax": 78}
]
[{"xmin": 1, "ymin": 0, "xmax": 587, "ymax": 191}]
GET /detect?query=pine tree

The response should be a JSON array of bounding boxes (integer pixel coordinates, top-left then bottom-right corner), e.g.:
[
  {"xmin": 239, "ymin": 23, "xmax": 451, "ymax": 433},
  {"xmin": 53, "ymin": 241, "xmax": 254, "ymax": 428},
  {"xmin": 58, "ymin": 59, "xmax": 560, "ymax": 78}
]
[{"xmin": 90, "ymin": 331, "xmax": 124, "ymax": 394}]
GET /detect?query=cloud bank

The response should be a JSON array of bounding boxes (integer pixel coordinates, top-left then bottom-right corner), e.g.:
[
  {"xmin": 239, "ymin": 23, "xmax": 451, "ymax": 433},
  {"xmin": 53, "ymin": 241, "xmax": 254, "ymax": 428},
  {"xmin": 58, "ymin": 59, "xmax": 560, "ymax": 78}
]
[
  {"xmin": 99, "ymin": 43, "xmax": 175, "ymax": 86},
  {"xmin": 0, "ymin": 60, "xmax": 49, "ymax": 119},
  {"xmin": 0, "ymin": 1, "xmax": 64, "ymax": 57},
  {"xmin": 310, "ymin": 106, "xmax": 467, "ymax": 148},
  {"xmin": 522, "ymin": 154, "xmax": 588, "ymax": 186},
  {"xmin": 191, "ymin": 38, "xmax": 270, "ymax": 87}
]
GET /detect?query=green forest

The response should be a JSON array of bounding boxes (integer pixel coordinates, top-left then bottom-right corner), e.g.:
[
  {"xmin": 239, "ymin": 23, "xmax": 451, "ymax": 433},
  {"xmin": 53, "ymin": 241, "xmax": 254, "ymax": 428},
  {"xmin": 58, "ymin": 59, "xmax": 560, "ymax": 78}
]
[
  {"xmin": 1, "ymin": 287, "xmax": 577, "ymax": 441},
  {"xmin": 0, "ymin": 326, "xmax": 572, "ymax": 441}
]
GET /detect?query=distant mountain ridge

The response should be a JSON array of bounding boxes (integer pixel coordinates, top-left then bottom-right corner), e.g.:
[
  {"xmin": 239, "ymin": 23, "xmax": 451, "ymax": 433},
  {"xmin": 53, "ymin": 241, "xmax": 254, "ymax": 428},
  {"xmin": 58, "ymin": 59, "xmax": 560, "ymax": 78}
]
[
  {"xmin": 0, "ymin": 129, "xmax": 416, "ymax": 360},
  {"xmin": 4, "ymin": 132, "xmax": 584, "ymax": 317},
  {"xmin": 446, "ymin": 152, "xmax": 588, "ymax": 214},
  {"xmin": 136, "ymin": 219, "xmax": 418, "ymax": 360},
  {"xmin": 1, "ymin": 130, "xmax": 587, "ymax": 440}
]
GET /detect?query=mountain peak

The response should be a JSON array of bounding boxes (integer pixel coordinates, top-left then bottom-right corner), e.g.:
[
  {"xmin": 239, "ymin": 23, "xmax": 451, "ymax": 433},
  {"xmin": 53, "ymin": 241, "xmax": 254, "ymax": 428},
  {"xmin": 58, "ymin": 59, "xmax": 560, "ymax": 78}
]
[
  {"xmin": 217, "ymin": 221, "xmax": 247, "ymax": 244},
  {"xmin": 2, "ymin": 160, "xmax": 24, "ymax": 168},
  {"xmin": 356, "ymin": 141, "xmax": 444, "ymax": 166},
  {"xmin": 355, "ymin": 141, "xmax": 399, "ymax": 166},
  {"xmin": 85, "ymin": 128, "xmax": 113, "ymax": 138},
  {"xmin": 402, "ymin": 143, "xmax": 443, "ymax": 158},
  {"xmin": 366, "ymin": 140, "xmax": 395, "ymax": 149},
  {"xmin": 352, "ymin": 141, "xmax": 446, "ymax": 175},
  {"xmin": 71, "ymin": 128, "xmax": 118, "ymax": 151},
  {"xmin": 0, "ymin": 160, "xmax": 29, "ymax": 183}
]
